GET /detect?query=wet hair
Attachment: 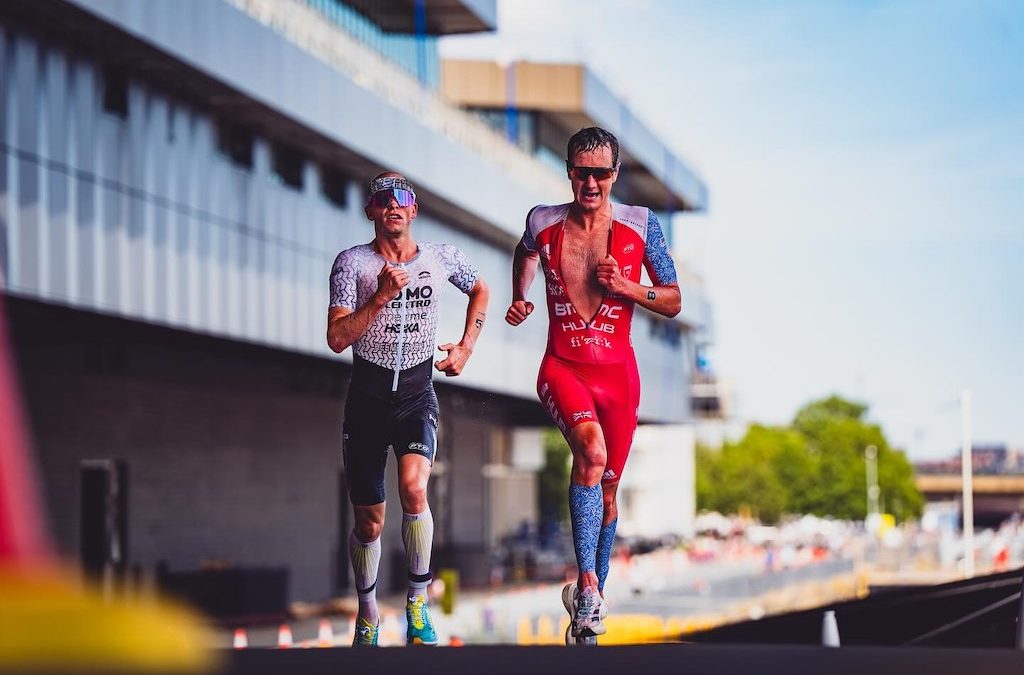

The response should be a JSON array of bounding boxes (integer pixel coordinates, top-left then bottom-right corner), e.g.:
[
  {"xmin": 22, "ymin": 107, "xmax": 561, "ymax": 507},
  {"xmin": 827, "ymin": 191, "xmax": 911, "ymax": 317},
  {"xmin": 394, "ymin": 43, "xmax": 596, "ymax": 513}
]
[{"xmin": 566, "ymin": 127, "xmax": 620, "ymax": 167}]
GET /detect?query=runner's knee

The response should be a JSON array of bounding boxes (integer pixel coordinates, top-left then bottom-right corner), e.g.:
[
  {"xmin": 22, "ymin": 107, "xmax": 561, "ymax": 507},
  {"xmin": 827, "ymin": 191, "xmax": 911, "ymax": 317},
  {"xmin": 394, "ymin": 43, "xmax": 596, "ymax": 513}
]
[
  {"xmin": 398, "ymin": 478, "xmax": 428, "ymax": 512},
  {"xmin": 576, "ymin": 437, "xmax": 607, "ymax": 470},
  {"xmin": 570, "ymin": 439, "xmax": 607, "ymax": 488},
  {"xmin": 353, "ymin": 510, "xmax": 384, "ymax": 542},
  {"xmin": 354, "ymin": 518, "xmax": 382, "ymax": 544}
]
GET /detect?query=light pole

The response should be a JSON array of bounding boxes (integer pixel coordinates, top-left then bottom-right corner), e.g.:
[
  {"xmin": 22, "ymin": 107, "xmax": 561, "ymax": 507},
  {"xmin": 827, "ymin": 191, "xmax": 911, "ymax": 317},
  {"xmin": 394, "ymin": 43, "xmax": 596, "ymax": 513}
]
[
  {"xmin": 498, "ymin": 54, "xmax": 518, "ymax": 146},
  {"xmin": 960, "ymin": 389, "xmax": 975, "ymax": 578},
  {"xmin": 864, "ymin": 444, "xmax": 880, "ymax": 518},
  {"xmin": 413, "ymin": 0, "xmax": 427, "ymax": 86}
]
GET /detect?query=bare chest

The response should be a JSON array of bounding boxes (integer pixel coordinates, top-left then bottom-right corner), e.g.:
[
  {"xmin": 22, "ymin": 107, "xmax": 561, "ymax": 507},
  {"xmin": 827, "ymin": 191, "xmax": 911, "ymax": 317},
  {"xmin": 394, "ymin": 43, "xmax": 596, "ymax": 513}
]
[{"xmin": 558, "ymin": 225, "xmax": 608, "ymax": 317}]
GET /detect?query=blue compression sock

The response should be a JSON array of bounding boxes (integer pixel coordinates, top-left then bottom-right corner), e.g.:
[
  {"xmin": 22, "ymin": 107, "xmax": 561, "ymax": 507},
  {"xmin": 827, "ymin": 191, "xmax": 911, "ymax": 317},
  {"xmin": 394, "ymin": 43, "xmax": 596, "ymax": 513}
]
[
  {"xmin": 569, "ymin": 483, "xmax": 603, "ymax": 575},
  {"xmin": 596, "ymin": 518, "xmax": 618, "ymax": 592}
]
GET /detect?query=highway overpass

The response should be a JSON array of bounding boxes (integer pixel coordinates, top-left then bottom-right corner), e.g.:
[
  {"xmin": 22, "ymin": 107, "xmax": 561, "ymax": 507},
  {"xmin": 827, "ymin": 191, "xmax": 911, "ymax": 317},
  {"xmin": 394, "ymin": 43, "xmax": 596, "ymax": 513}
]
[{"xmin": 916, "ymin": 474, "xmax": 1024, "ymax": 526}]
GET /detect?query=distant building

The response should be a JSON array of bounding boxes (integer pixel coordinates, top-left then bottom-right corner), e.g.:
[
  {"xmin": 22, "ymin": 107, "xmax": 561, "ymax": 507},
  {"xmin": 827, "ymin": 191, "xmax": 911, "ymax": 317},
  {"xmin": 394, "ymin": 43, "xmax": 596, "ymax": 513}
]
[
  {"xmin": 915, "ymin": 444, "xmax": 1019, "ymax": 476},
  {"xmin": 616, "ymin": 425, "xmax": 696, "ymax": 538}
]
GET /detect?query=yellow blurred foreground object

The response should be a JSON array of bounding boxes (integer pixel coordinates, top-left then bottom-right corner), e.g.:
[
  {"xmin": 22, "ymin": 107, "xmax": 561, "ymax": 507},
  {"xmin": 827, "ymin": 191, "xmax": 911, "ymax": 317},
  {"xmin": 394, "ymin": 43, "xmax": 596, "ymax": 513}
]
[
  {"xmin": 0, "ymin": 566, "xmax": 217, "ymax": 672},
  {"xmin": 593, "ymin": 614, "xmax": 680, "ymax": 645}
]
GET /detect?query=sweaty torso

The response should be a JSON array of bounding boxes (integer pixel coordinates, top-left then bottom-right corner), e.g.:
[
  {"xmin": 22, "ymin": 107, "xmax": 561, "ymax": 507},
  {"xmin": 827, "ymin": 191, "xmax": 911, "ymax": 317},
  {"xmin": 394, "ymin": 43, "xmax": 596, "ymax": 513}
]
[
  {"xmin": 559, "ymin": 213, "xmax": 611, "ymax": 322},
  {"xmin": 524, "ymin": 202, "xmax": 679, "ymax": 365}
]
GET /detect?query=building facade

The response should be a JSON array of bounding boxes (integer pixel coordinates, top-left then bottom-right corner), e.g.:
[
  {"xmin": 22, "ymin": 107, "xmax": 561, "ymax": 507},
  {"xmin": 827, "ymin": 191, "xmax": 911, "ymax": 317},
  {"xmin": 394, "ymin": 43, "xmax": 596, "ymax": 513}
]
[{"xmin": 1, "ymin": 0, "xmax": 710, "ymax": 603}]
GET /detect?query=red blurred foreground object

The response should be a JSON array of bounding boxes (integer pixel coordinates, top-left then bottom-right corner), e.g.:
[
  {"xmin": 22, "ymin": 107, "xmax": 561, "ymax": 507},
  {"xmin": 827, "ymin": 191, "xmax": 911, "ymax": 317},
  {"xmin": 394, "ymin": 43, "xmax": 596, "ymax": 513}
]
[
  {"xmin": 0, "ymin": 293, "xmax": 50, "ymax": 565},
  {"xmin": 0, "ymin": 291, "xmax": 215, "ymax": 672}
]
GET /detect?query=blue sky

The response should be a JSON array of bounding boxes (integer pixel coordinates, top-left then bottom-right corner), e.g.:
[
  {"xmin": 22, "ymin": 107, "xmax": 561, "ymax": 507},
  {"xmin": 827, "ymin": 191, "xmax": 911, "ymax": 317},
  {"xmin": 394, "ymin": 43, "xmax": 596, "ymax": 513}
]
[{"xmin": 441, "ymin": 1, "xmax": 1023, "ymax": 459}]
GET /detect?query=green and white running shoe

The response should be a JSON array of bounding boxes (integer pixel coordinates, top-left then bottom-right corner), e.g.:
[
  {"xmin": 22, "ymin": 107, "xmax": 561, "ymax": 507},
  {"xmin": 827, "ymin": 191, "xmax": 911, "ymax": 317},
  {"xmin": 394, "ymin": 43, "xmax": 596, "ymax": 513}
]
[
  {"xmin": 405, "ymin": 595, "xmax": 438, "ymax": 646},
  {"xmin": 352, "ymin": 616, "xmax": 379, "ymax": 647}
]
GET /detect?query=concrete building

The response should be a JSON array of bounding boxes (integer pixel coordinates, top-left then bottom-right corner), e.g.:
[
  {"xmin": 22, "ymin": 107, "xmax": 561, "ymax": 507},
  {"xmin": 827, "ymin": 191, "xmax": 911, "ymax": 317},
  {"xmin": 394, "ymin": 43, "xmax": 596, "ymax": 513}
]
[
  {"xmin": 1, "ymin": 0, "xmax": 711, "ymax": 605},
  {"xmin": 616, "ymin": 425, "xmax": 697, "ymax": 539}
]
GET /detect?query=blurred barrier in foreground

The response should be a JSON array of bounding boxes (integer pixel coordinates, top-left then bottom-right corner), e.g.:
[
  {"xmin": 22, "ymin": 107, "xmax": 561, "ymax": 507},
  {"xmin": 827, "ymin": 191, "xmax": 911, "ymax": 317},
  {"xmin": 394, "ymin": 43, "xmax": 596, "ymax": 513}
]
[
  {"xmin": 515, "ymin": 565, "xmax": 863, "ymax": 645},
  {"xmin": 0, "ymin": 292, "xmax": 216, "ymax": 672}
]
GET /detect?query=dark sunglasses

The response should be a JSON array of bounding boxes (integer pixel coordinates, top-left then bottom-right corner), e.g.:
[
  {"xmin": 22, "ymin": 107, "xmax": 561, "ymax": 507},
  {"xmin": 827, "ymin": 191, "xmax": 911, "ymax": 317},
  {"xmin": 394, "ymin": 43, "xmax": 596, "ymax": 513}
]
[
  {"xmin": 367, "ymin": 188, "xmax": 416, "ymax": 208},
  {"xmin": 567, "ymin": 165, "xmax": 617, "ymax": 181}
]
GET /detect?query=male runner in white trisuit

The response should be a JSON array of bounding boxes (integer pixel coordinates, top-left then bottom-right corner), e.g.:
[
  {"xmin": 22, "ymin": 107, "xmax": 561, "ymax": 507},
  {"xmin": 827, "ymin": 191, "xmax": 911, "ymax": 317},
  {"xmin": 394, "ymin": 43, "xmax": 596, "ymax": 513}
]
[{"xmin": 328, "ymin": 172, "xmax": 489, "ymax": 645}]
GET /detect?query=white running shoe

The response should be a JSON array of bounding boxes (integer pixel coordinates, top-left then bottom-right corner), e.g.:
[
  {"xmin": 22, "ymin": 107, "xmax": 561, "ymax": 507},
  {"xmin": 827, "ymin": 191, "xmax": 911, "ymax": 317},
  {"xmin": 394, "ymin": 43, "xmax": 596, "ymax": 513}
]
[
  {"xmin": 562, "ymin": 583, "xmax": 609, "ymax": 619},
  {"xmin": 561, "ymin": 583, "xmax": 576, "ymax": 645},
  {"xmin": 561, "ymin": 583, "xmax": 607, "ymax": 645},
  {"xmin": 569, "ymin": 586, "xmax": 606, "ymax": 639}
]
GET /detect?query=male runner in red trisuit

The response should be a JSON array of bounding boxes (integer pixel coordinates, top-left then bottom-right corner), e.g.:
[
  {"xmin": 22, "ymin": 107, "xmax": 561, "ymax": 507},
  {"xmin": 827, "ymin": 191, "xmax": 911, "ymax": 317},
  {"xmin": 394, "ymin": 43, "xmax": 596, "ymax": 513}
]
[{"xmin": 505, "ymin": 127, "xmax": 681, "ymax": 642}]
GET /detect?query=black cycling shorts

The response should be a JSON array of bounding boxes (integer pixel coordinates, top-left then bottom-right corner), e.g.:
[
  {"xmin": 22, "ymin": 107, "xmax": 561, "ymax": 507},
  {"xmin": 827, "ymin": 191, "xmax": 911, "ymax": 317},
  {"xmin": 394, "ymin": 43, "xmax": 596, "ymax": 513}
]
[{"xmin": 342, "ymin": 356, "xmax": 439, "ymax": 506}]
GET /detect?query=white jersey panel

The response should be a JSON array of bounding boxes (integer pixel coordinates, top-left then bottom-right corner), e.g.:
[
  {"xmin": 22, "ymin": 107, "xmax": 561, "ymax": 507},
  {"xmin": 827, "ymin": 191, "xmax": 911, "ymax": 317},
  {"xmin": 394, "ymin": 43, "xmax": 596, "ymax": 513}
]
[{"xmin": 329, "ymin": 242, "xmax": 478, "ymax": 370}]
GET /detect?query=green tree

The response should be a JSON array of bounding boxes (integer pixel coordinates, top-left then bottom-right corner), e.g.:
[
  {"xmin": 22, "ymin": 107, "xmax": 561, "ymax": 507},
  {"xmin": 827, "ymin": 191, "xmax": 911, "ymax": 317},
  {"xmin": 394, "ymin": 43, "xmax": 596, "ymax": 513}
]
[
  {"xmin": 695, "ymin": 443, "xmax": 717, "ymax": 513},
  {"xmin": 696, "ymin": 395, "xmax": 923, "ymax": 522},
  {"xmin": 793, "ymin": 396, "xmax": 923, "ymax": 521},
  {"xmin": 538, "ymin": 429, "xmax": 571, "ymax": 525},
  {"xmin": 695, "ymin": 426, "xmax": 796, "ymax": 523}
]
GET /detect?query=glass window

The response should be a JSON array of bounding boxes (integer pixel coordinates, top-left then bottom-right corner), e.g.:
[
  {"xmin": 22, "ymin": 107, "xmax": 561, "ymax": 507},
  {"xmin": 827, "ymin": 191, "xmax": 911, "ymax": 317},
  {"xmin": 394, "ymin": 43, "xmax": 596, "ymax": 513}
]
[
  {"xmin": 271, "ymin": 143, "xmax": 304, "ymax": 190},
  {"xmin": 102, "ymin": 66, "xmax": 128, "ymax": 119},
  {"xmin": 320, "ymin": 165, "xmax": 348, "ymax": 209},
  {"xmin": 216, "ymin": 122, "xmax": 254, "ymax": 169}
]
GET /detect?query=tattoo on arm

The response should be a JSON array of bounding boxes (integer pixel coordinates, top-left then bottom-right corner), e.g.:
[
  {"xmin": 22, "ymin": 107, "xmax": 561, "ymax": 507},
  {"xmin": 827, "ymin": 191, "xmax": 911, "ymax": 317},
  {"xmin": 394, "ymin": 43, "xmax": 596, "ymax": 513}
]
[
  {"xmin": 647, "ymin": 290, "xmax": 656, "ymax": 301},
  {"xmin": 473, "ymin": 312, "xmax": 485, "ymax": 330}
]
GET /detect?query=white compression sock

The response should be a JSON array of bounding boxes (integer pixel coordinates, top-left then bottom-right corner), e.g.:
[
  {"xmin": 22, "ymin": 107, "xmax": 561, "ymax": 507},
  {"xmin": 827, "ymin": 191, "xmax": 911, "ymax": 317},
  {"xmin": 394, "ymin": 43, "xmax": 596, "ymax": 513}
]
[
  {"xmin": 402, "ymin": 507, "xmax": 434, "ymax": 599},
  {"xmin": 349, "ymin": 530, "xmax": 381, "ymax": 622}
]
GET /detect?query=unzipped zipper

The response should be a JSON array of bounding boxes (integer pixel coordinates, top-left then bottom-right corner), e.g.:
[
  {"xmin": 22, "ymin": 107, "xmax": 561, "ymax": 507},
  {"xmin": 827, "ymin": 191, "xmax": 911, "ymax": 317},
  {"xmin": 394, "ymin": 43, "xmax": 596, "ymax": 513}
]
[{"xmin": 391, "ymin": 261, "xmax": 408, "ymax": 392}]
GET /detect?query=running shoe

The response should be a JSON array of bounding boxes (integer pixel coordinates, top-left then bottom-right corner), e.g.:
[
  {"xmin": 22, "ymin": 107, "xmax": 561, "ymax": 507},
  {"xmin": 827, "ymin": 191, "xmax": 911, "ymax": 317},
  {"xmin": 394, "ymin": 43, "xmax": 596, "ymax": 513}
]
[
  {"xmin": 352, "ymin": 615, "xmax": 379, "ymax": 647},
  {"xmin": 562, "ymin": 583, "xmax": 609, "ymax": 619},
  {"xmin": 562, "ymin": 583, "xmax": 606, "ymax": 643},
  {"xmin": 562, "ymin": 583, "xmax": 575, "ymax": 646},
  {"xmin": 405, "ymin": 595, "xmax": 438, "ymax": 646},
  {"xmin": 570, "ymin": 586, "xmax": 606, "ymax": 638}
]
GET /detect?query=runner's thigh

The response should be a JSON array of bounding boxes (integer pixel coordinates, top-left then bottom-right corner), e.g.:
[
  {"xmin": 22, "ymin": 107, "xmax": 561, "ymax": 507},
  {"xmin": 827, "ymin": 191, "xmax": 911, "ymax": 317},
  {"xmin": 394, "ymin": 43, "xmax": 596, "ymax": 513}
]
[
  {"xmin": 342, "ymin": 396, "xmax": 391, "ymax": 506},
  {"xmin": 392, "ymin": 389, "xmax": 439, "ymax": 463},
  {"xmin": 538, "ymin": 356, "xmax": 599, "ymax": 436}
]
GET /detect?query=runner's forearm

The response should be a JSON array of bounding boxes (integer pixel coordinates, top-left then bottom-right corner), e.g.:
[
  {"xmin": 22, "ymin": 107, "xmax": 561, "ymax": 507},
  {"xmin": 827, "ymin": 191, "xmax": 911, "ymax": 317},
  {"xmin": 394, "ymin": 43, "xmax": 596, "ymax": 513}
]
[
  {"xmin": 621, "ymin": 281, "xmax": 681, "ymax": 318},
  {"xmin": 512, "ymin": 243, "xmax": 540, "ymax": 302},
  {"xmin": 459, "ymin": 279, "xmax": 490, "ymax": 350},
  {"xmin": 327, "ymin": 294, "xmax": 390, "ymax": 353}
]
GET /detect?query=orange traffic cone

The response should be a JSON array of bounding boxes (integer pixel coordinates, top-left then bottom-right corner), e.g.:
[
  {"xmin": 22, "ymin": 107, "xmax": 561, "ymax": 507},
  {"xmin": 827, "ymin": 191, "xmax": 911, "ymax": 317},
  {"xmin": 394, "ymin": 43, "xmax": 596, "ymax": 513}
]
[
  {"xmin": 233, "ymin": 628, "xmax": 248, "ymax": 649},
  {"xmin": 317, "ymin": 619, "xmax": 334, "ymax": 647},
  {"xmin": 277, "ymin": 624, "xmax": 293, "ymax": 649}
]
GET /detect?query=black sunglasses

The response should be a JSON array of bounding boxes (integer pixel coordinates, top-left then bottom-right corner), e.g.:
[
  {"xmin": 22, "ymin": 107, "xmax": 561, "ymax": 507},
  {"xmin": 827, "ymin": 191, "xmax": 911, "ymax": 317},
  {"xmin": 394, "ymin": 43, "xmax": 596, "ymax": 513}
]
[{"xmin": 567, "ymin": 165, "xmax": 617, "ymax": 181}]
